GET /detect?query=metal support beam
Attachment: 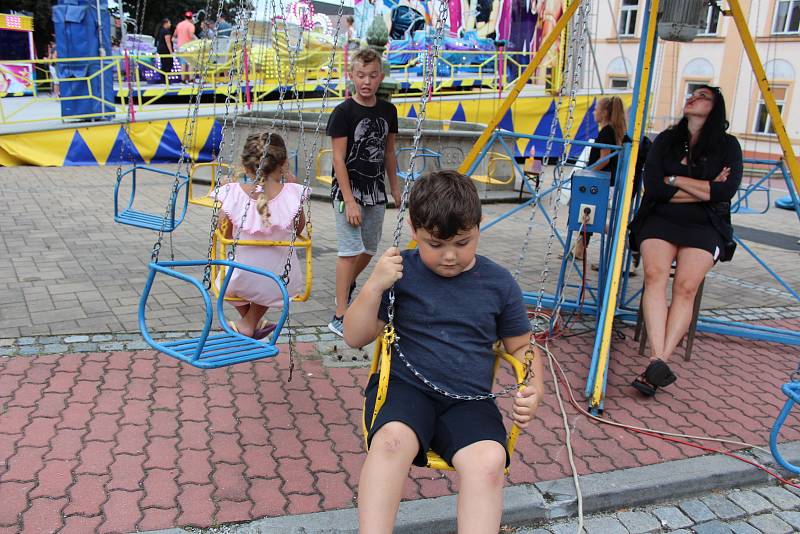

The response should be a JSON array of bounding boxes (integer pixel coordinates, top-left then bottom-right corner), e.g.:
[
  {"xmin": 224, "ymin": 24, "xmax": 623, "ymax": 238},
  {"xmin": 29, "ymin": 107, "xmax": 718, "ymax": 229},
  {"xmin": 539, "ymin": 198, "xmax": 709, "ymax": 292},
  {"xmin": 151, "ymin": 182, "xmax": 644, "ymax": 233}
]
[
  {"xmin": 727, "ymin": 0, "xmax": 800, "ymax": 192},
  {"xmin": 458, "ymin": 0, "xmax": 582, "ymax": 175},
  {"xmin": 588, "ymin": 0, "xmax": 660, "ymax": 408}
]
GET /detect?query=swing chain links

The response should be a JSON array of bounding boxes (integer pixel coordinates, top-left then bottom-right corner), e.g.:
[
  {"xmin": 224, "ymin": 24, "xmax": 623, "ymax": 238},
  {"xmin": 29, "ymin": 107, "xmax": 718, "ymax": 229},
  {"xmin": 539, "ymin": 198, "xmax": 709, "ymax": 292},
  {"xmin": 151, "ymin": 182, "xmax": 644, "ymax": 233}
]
[
  {"xmin": 153, "ymin": 0, "xmax": 219, "ymax": 264},
  {"xmin": 533, "ymin": 0, "xmax": 589, "ymax": 317},
  {"xmin": 379, "ymin": 1, "xmax": 527, "ymax": 401},
  {"xmin": 386, "ymin": 0, "xmax": 449, "ymax": 327},
  {"xmin": 202, "ymin": 0, "xmax": 254, "ymax": 288},
  {"xmin": 793, "ymin": 360, "xmax": 800, "ymax": 382},
  {"xmin": 280, "ymin": 0, "xmax": 347, "ymax": 381}
]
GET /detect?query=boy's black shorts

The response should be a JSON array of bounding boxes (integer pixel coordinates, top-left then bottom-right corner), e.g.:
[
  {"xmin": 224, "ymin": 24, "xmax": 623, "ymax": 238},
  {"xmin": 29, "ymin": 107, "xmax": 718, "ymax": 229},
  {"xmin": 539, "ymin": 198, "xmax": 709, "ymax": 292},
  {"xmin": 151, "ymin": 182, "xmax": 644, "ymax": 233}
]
[{"xmin": 364, "ymin": 374, "xmax": 510, "ymax": 468}]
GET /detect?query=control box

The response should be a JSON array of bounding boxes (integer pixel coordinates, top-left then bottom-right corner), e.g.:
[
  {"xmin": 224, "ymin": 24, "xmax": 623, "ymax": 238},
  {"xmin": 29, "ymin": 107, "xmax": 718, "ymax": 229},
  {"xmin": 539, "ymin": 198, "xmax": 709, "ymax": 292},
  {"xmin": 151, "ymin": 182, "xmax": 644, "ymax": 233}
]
[{"xmin": 568, "ymin": 171, "xmax": 610, "ymax": 233}]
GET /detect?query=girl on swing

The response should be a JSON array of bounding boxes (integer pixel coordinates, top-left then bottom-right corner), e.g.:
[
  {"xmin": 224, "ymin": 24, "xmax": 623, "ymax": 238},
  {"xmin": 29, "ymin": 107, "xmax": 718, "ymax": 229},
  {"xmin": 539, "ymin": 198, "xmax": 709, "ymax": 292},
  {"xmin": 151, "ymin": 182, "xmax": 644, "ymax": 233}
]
[{"xmin": 212, "ymin": 133, "xmax": 309, "ymax": 338}]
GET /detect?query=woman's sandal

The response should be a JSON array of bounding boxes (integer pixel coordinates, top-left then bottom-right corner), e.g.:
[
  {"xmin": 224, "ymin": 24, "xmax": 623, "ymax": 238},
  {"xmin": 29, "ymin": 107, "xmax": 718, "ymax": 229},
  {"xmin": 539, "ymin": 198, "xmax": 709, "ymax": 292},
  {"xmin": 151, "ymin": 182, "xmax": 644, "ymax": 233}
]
[{"xmin": 632, "ymin": 359, "xmax": 677, "ymax": 397}]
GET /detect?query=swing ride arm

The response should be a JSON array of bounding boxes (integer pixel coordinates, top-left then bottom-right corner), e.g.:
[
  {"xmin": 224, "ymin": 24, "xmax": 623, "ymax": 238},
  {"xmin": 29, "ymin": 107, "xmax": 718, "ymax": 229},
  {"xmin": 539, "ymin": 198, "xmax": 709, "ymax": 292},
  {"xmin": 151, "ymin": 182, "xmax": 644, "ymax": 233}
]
[
  {"xmin": 726, "ymin": 0, "xmax": 800, "ymax": 195},
  {"xmin": 588, "ymin": 0, "xmax": 660, "ymax": 410},
  {"xmin": 457, "ymin": 0, "xmax": 581, "ymax": 176}
]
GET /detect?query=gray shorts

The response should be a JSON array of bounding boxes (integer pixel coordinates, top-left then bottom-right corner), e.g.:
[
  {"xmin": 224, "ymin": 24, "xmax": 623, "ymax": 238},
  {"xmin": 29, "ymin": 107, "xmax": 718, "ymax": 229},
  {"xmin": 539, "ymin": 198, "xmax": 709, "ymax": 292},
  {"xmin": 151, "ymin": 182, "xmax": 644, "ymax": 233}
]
[{"xmin": 333, "ymin": 201, "xmax": 386, "ymax": 257}]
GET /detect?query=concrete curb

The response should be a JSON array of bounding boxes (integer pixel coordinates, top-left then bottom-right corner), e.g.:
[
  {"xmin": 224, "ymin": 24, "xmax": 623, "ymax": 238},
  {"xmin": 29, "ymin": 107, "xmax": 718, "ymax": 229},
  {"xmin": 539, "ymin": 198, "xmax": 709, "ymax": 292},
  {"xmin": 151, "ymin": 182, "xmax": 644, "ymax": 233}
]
[{"xmin": 140, "ymin": 441, "xmax": 800, "ymax": 534}]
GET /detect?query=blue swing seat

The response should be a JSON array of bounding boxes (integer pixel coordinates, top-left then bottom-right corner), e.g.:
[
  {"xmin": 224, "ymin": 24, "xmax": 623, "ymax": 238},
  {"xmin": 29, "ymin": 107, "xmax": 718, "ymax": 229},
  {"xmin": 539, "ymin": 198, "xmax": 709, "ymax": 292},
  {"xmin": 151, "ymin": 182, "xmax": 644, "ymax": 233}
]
[
  {"xmin": 396, "ymin": 147, "xmax": 442, "ymax": 182},
  {"xmin": 114, "ymin": 166, "xmax": 190, "ymax": 231},
  {"xmin": 138, "ymin": 260, "xmax": 289, "ymax": 368},
  {"xmin": 770, "ymin": 381, "xmax": 800, "ymax": 474}
]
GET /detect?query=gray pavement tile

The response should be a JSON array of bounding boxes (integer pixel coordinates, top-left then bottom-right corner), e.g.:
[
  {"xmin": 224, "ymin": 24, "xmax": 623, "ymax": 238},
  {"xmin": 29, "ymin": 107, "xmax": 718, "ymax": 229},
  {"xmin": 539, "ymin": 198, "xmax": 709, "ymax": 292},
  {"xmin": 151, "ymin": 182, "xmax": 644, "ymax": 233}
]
[
  {"xmin": 583, "ymin": 516, "xmax": 629, "ymax": 534},
  {"xmin": 776, "ymin": 511, "xmax": 800, "ymax": 530},
  {"xmin": 512, "ymin": 529, "xmax": 551, "ymax": 534},
  {"xmin": 548, "ymin": 521, "xmax": 580, "ymax": 534},
  {"xmin": 727, "ymin": 490, "xmax": 773, "ymax": 515},
  {"xmin": 692, "ymin": 521, "xmax": 734, "ymax": 534},
  {"xmin": 653, "ymin": 507, "xmax": 693, "ymax": 530},
  {"xmin": 616, "ymin": 511, "xmax": 660, "ymax": 533},
  {"xmin": 701, "ymin": 495, "xmax": 747, "ymax": 521},
  {"xmin": 746, "ymin": 513, "xmax": 794, "ymax": 534},
  {"xmin": 727, "ymin": 521, "xmax": 760, "ymax": 534},
  {"xmin": 678, "ymin": 499, "xmax": 716, "ymax": 523},
  {"xmin": 755, "ymin": 486, "xmax": 800, "ymax": 511}
]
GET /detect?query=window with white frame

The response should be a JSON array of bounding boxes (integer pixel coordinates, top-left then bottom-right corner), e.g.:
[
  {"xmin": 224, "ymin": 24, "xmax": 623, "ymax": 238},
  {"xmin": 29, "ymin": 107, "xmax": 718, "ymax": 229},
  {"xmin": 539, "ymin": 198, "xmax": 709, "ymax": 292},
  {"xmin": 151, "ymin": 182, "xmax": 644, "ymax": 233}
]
[
  {"xmin": 607, "ymin": 56, "xmax": 632, "ymax": 90},
  {"xmin": 773, "ymin": 0, "xmax": 800, "ymax": 34},
  {"xmin": 618, "ymin": 0, "xmax": 638, "ymax": 36},
  {"xmin": 610, "ymin": 76, "xmax": 630, "ymax": 89},
  {"xmin": 699, "ymin": 1, "xmax": 722, "ymax": 36},
  {"xmin": 685, "ymin": 81, "xmax": 709, "ymax": 101},
  {"xmin": 754, "ymin": 86, "xmax": 787, "ymax": 134}
]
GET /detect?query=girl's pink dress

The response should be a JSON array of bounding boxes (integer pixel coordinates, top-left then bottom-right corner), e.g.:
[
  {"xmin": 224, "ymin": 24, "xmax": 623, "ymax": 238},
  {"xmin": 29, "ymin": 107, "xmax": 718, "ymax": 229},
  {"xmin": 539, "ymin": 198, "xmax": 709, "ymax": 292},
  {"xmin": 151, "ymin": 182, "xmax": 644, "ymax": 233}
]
[{"xmin": 214, "ymin": 182, "xmax": 309, "ymax": 308}]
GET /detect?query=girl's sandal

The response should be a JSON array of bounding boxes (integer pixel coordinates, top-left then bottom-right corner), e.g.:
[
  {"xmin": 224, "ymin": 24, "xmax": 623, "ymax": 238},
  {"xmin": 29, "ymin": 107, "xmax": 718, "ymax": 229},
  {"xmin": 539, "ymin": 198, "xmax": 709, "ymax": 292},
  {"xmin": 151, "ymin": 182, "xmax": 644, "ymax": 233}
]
[{"xmin": 253, "ymin": 322, "xmax": 277, "ymax": 340}]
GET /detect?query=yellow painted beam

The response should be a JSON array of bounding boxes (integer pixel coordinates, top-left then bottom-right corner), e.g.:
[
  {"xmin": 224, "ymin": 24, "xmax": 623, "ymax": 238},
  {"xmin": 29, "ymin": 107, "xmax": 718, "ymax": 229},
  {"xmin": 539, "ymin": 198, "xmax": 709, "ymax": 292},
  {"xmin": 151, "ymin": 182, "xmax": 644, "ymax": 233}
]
[
  {"xmin": 457, "ymin": 0, "xmax": 582, "ymax": 175},
  {"xmin": 727, "ymin": 0, "xmax": 800, "ymax": 193},
  {"xmin": 590, "ymin": 0, "xmax": 660, "ymax": 408}
]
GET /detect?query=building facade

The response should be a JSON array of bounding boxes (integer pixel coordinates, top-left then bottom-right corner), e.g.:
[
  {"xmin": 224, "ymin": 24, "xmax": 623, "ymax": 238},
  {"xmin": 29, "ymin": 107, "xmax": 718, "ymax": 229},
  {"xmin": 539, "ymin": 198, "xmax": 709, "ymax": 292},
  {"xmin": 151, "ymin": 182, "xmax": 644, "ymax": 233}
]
[{"xmin": 590, "ymin": 0, "xmax": 798, "ymax": 160}]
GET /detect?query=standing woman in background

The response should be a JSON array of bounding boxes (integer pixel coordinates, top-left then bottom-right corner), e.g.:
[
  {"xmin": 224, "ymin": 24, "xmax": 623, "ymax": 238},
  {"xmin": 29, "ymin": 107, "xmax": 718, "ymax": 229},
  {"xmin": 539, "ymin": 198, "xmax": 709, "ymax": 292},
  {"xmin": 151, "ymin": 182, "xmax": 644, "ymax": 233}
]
[
  {"xmin": 155, "ymin": 19, "xmax": 174, "ymax": 82},
  {"xmin": 574, "ymin": 95, "xmax": 627, "ymax": 261},
  {"xmin": 628, "ymin": 85, "xmax": 742, "ymax": 397}
]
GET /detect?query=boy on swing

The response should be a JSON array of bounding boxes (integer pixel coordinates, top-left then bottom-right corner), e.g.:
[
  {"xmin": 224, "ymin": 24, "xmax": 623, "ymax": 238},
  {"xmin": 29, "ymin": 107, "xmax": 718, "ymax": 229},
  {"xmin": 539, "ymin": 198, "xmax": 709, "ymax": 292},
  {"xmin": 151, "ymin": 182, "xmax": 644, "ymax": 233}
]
[{"xmin": 344, "ymin": 170, "xmax": 544, "ymax": 533}]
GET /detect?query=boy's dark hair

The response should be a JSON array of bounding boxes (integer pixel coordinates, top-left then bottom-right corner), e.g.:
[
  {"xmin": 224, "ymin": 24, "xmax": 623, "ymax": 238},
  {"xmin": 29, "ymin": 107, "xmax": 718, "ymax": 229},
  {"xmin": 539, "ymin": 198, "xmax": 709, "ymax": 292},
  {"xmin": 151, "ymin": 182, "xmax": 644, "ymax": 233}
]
[{"xmin": 409, "ymin": 170, "xmax": 481, "ymax": 239}]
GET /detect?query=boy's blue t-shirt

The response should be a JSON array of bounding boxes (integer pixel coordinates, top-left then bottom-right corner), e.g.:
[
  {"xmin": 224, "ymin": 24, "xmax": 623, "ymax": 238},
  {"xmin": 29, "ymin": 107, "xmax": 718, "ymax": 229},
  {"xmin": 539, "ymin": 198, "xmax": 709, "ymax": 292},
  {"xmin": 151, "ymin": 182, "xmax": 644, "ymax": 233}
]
[{"xmin": 378, "ymin": 249, "xmax": 530, "ymax": 397}]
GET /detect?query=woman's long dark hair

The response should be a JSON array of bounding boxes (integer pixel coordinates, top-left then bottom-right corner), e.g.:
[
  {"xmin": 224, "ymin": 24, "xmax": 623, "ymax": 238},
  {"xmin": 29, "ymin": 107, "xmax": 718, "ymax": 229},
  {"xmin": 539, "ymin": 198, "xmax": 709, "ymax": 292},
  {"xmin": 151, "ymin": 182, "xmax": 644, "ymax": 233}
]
[{"xmin": 669, "ymin": 84, "xmax": 729, "ymax": 165}]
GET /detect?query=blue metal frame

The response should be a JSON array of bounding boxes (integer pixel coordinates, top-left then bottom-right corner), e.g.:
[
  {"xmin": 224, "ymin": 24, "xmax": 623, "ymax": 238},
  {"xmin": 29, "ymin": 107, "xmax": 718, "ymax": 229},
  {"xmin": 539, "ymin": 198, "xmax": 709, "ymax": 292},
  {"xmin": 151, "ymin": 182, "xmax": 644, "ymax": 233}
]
[
  {"xmin": 138, "ymin": 259, "xmax": 290, "ymax": 368},
  {"xmin": 771, "ymin": 382, "xmax": 800, "ymax": 474},
  {"xmin": 114, "ymin": 165, "xmax": 190, "ymax": 232}
]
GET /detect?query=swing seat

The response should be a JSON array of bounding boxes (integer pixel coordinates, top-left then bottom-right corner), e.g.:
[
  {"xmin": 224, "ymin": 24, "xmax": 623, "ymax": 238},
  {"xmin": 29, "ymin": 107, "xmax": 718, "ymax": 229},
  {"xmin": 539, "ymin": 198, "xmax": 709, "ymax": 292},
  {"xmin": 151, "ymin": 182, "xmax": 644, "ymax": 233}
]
[
  {"xmin": 316, "ymin": 149, "xmax": 333, "ymax": 185},
  {"xmin": 770, "ymin": 381, "xmax": 800, "ymax": 475},
  {"xmin": 114, "ymin": 165, "xmax": 190, "ymax": 231},
  {"xmin": 138, "ymin": 259, "xmax": 289, "ymax": 368},
  {"xmin": 396, "ymin": 147, "xmax": 442, "ymax": 182},
  {"xmin": 188, "ymin": 162, "xmax": 235, "ymax": 208},
  {"xmin": 211, "ymin": 228, "xmax": 313, "ymax": 302},
  {"xmin": 470, "ymin": 152, "xmax": 515, "ymax": 186},
  {"xmin": 363, "ymin": 334, "xmax": 526, "ymax": 471}
]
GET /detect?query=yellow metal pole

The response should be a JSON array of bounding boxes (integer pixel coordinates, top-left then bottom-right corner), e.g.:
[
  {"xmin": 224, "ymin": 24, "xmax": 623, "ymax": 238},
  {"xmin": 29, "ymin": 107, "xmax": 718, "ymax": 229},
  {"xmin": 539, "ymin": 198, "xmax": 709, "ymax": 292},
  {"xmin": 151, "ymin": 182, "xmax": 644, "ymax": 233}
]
[
  {"xmin": 457, "ymin": 0, "xmax": 581, "ymax": 175},
  {"xmin": 727, "ymin": 0, "xmax": 800, "ymax": 191},
  {"xmin": 590, "ymin": 0, "xmax": 660, "ymax": 407}
]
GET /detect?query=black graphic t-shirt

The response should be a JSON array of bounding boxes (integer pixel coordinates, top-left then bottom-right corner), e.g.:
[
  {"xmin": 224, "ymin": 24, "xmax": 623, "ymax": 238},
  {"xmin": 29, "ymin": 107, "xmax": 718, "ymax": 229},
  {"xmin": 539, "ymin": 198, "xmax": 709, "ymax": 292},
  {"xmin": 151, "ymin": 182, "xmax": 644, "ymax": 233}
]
[{"xmin": 326, "ymin": 98, "xmax": 399, "ymax": 206}]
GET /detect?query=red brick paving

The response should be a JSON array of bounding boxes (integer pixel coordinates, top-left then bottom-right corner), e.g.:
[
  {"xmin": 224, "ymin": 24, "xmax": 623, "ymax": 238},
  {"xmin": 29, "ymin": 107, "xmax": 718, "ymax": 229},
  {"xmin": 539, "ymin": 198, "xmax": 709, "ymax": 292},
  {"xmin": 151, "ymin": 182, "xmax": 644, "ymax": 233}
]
[{"xmin": 1, "ymin": 329, "xmax": 799, "ymax": 533}]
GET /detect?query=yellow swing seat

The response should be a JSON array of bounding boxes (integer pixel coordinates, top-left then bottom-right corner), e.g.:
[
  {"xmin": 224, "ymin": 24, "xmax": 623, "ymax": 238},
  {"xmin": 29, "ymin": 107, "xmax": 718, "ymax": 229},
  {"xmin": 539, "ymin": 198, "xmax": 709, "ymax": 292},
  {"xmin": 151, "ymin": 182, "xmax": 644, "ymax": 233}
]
[
  {"xmin": 315, "ymin": 148, "xmax": 334, "ymax": 186},
  {"xmin": 362, "ymin": 329, "xmax": 527, "ymax": 471},
  {"xmin": 469, "ymin": 151, "xmax": 515, "ymax": 186},
  {"xmin": 211, "ymin": 227, "xmax": 313, "ymax": 302},
  {"xmin": 188, "ymin": 162, "xmax": 236, "ymax": 208}
]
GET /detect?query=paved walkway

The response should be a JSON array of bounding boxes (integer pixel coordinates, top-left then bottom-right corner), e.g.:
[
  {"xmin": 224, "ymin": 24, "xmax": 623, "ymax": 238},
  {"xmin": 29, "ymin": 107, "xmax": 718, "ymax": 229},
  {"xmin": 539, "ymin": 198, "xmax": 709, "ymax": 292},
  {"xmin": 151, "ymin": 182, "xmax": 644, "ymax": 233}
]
[
  {"xmin": 518, "ymin": 482, "xmax": 800, "ymax": 534},
  {"xmin": 1, "ymin": 165, "xmax": 800, "ymax": 533},
  {"xmin": 0, "ymin": 166, "xmax": 798, "ymax": 338}
]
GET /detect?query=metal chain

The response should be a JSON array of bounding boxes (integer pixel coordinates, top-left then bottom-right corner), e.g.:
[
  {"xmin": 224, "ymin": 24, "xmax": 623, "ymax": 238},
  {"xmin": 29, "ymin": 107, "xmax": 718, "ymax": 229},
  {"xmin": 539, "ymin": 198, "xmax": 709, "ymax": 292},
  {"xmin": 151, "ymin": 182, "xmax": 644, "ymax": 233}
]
[
  {"xmin": 278, "ymin": 0, "xmax": 346, "ymax": 381},
  {"xmin": 377, "ymin": 1, "xmax": 531, "ymax": 401},
  {"xmin": 150, "ymin": 0, "xmax": 219, "ymax": 263},
  {"xmin": 513, "ymin": 1, "xmax": 583, "ymax": 281},
  {"xmin": 386, "ymin": 2, "xmax": 589, "ymax": 400},
  {"xmin": 386, "ymin": 0, "xmax": 449, "ymax": 327},
  {"xmin": 532, "ymin": 0, "xmax": 589, "ymax": 317},
  {"xmin": 202, "ymin": 0, "xmax": 255, "ymax": 287},
  {"xmin": 392, "ymin": 341, "xmax": 521, "ymax": 400}
]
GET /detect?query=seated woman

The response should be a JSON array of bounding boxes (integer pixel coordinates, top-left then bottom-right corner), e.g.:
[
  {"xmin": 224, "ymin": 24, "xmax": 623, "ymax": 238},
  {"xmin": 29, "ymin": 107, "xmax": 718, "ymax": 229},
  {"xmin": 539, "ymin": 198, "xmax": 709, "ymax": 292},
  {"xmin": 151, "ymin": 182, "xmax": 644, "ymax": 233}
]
[{"xmin": 628, "ymin": 85, "xmax": 742, "ymax": 396}]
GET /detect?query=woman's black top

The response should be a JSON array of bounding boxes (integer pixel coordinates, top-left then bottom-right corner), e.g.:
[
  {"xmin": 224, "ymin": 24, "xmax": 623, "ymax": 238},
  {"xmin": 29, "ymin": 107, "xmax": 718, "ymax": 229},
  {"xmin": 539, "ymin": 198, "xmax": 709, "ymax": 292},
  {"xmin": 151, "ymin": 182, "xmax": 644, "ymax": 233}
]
[
  {"xmin": 628, "ymin": 128, "xmax": 743, "ymax": 262},
  {"xmin": 588, "ymin": 124, "xmax": 619, "ymax": 184},
  {"xmin": 156, "ymin": 27, "xmax": 172, "ymax": 54}
]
